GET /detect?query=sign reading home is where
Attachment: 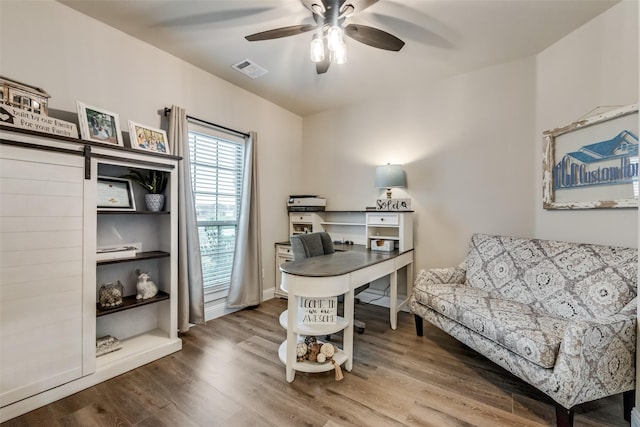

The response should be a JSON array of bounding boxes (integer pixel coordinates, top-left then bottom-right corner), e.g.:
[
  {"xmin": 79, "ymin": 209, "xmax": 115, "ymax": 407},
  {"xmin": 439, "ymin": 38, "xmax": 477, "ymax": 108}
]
[{"xmin": 300, "ymin": 297, "xmax": 337, "ymax": 324}]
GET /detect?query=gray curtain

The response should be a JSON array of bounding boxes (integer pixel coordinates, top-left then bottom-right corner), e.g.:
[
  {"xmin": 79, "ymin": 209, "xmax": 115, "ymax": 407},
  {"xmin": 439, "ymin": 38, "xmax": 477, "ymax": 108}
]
[
  {"xmin": 167, "ymin": 105, "xmax": 205, "ymax": 332},
  {"xmin": 227, "ymin": 131, "xmax": 262, "ymax": 308}
]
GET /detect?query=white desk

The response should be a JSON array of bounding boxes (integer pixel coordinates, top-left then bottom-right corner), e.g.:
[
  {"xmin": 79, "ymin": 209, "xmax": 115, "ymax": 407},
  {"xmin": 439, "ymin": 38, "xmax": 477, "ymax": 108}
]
[{"xmin": 279, "ymin": 247, "xmax": 414, "ymax": 382}]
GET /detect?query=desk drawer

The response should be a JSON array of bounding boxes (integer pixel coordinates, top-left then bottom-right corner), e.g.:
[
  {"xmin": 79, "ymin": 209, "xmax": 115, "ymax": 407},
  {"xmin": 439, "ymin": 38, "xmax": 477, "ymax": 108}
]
[
  {"xmin": 290, "ymin": 213, "xmax": 314, "ymax": 223},
  {"xmin": 367, "ymin": 213, "xmax": 399, "ymax": 225},
  {"xmin": 278, "ymin": 245, "xmax": 292, "ymax": 256}
]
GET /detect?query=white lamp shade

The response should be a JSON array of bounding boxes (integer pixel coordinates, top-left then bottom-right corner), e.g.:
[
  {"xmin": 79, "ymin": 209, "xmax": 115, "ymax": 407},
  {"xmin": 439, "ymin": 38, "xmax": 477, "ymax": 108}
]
[{"xmin": 375, "ymin": 164, "xmax": 406, "ymax": 189}]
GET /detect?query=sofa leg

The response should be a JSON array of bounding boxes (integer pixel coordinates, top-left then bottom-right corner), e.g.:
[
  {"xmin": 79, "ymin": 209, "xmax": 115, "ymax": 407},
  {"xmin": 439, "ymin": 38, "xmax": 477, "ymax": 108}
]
[
  {"xmin": 623, "ymin": 389, "xmax": 635, "ymax": 421},
  {"xmin": 414, "ymin": 314, "xmax": 423, "ymax": 337},
  {"xmin": 555, "ymin": 405, "xmax": 574, "ymax": 427}
]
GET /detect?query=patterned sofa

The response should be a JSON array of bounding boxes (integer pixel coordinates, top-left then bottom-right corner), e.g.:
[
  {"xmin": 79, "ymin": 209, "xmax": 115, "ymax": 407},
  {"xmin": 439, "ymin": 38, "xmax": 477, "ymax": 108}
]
[{"xmin": 409, "ymin": 233, "xmax": 637, "ymax": 427}]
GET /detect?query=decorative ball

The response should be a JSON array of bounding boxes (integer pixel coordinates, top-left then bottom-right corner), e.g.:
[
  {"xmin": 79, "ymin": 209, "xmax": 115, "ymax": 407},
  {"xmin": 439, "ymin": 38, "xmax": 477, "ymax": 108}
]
[
  {"xmin": 296, "ymin": 342, "xmax": 308, "ymax": 359},
  {"xmin": 307, "ymin": 342, "xmax": 321, "ymax": 362},
  {"xmin": 304, "ymin": 336, "xmax": 317, "ymax": 346},
  {"xmin": 320, "ymin": 343, "xmax": 335, "ymax": 358},
  {"xmin": 317, "ymin": 353, "xmax": 326, "ymax": 363}
]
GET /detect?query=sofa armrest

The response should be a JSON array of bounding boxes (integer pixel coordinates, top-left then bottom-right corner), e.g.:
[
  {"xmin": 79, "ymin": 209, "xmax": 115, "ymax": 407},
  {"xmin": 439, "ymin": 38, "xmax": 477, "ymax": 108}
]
[
  {"xmin": 552, "ymin": 298, "xmax": 637, "ymax": 408},
  {"xmin": 414, "ymin": 262, "xmax": 467, "ymax": 288}
]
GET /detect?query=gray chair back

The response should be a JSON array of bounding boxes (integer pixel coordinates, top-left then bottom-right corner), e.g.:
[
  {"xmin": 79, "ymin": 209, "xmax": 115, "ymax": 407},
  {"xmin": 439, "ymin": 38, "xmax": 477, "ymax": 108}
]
[{"xmin": 290, "ymin": 232, "xmax": 335, "ymax": 260}]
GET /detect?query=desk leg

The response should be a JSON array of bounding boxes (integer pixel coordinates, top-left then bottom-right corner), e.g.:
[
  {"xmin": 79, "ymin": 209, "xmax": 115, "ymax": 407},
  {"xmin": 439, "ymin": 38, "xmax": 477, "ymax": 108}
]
[
  {"xmin": 406, "ymin": 261, "xmax": 414, "ymax": 303},
  {"xmin": 390, "ymin": 270, "xmax": 398, "ymax": 330},
  {"xmin": 343, "ymin": 289, "xmax": 354, "ymax": 372},
  {"xmin": 286, "ymin": 296, "xmax": 296, "ymax": 382}
]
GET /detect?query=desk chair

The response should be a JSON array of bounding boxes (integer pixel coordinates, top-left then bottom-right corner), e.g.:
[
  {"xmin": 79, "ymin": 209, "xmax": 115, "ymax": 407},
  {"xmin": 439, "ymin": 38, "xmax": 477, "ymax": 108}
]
[{"xmin": 290, "ymin": 232, "xmax": 368, "ymax": 333}]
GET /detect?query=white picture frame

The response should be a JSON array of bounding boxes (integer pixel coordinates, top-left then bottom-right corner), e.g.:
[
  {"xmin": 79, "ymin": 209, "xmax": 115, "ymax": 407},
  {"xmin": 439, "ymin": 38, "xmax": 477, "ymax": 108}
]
[
  {"xmin": 76, "ymin": 101, "xmax": 123, "ymax": 146},
  {"xmin": 127, "ymin": 120, "xmax": 170, "ymax": 154}
]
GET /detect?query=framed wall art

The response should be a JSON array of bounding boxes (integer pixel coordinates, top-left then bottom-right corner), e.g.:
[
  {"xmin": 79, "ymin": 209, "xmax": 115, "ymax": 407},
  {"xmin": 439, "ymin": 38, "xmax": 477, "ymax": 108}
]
[
  {"xmin": 97, "ymin": 176, "xmax": 136, "ymax": 210},
  {"xmin": 542, "ymin": 104, "xmax": 638, "ymax": 209},
  {"xmin": 127, "ymin": 121, "xmax": 170, "ymax": 154},
  {"xmin": 77, "ymin": 101, "xmax": 123, "ymax": 146}
]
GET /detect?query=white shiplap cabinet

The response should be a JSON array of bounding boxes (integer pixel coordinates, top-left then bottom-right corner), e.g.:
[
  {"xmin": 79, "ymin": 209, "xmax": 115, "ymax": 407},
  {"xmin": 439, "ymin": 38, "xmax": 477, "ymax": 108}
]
[
  {"xmin": 0, "ymin": 127, "xmax": 181, "ymax": 422},
  {"xmin": 0, "ymin": 143, "xmax": 90, "ymax": 406}
]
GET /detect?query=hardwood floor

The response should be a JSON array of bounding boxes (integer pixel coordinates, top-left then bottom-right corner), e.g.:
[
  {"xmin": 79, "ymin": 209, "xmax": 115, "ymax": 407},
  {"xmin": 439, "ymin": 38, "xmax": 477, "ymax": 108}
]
[{"xmin": 2, "ymin": 298, "xmax": 628, "ymax": 427}]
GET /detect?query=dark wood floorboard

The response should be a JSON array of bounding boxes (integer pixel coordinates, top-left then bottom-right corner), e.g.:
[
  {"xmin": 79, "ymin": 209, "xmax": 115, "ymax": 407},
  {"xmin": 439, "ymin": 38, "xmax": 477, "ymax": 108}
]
[{"xmin": 2, "ymin": 298, "xmax": 629, "ymax": 427}]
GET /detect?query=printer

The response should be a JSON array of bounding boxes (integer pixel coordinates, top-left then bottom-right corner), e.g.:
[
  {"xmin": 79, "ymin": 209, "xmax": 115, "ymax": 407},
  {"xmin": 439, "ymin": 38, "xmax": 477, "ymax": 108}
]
[{"xmin": 287, "ymin": 195, "xmax": 326, "ymax": 212}]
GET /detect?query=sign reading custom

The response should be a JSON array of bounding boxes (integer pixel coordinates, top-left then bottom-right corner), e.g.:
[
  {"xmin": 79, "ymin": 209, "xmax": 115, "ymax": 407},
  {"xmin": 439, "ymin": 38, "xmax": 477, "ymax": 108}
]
[{"xmin": 553, "ymin": 130, "xmax": 638, "ymax": 190}]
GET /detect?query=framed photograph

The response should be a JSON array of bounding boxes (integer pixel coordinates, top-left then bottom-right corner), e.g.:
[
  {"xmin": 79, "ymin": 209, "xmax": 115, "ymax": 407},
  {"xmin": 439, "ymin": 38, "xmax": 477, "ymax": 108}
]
[
  {"xmin": 97, "ymin": 176, "xmax": 136, "ymax": 210},
  {"xmin": 542, "ymin": 104, "xmax": 638, "ymax": 209},
  {"xmin": 76, "ymin": 101, "xmax": 123, "ymax": 146},
  {"xmin": 127, "ymin": 121, "xmax": 170, "ymax": 154}
]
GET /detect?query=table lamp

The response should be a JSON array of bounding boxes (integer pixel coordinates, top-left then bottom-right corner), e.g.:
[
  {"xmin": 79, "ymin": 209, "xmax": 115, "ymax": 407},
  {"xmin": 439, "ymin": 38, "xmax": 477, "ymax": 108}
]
[{"xmin": 375, "ymin": 164, "xmax": 406, "ymax": 199}]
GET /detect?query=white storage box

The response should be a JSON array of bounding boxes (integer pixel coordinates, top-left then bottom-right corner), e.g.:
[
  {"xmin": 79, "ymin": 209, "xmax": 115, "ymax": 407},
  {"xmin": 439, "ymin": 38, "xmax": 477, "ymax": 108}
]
[{"xmin": 371, "ymin": 239, "xmax": 394, "ymax": 252}]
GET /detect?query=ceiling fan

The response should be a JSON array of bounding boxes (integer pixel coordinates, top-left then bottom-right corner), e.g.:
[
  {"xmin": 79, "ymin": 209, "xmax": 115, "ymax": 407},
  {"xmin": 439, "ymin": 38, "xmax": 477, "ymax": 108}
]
[{"xmin": 245, "ymin": 0, "xmax": 405, "ymax": 74}]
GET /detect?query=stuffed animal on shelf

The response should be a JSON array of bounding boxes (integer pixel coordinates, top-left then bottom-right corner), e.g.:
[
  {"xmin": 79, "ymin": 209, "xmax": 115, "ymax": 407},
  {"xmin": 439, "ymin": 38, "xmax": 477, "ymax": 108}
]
[{"xmin": 135, "ymin": 269, "xmax": 158, "ymax": 300}]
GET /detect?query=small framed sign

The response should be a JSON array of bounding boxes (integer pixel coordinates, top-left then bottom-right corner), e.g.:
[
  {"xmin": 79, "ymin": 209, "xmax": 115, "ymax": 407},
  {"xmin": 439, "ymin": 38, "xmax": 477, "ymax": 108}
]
[
  {"xmin": 376, "ymin": 198, "xmax": 411, "ymax": 211},
  {"xmin": 300, "ymin": 297, "xmax": 337, "ymax": 324},
  {"xmin": 97, "ymin": 177, "xmax": 136, "ymax": 210}
]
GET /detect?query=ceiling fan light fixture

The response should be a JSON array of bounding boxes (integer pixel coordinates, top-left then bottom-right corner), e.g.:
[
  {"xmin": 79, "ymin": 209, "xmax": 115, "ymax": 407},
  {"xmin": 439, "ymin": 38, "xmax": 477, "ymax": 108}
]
[
  {"xmin": 327, "ymin": 25, "xmax": 343, "ymax": 51},
  {"xmin": 331, "ymin": 41, "xmax": 347, "ymax": 64},
  {"xmin": 310, "ymin": 35, "xmax": 325, "ymax": 63}
]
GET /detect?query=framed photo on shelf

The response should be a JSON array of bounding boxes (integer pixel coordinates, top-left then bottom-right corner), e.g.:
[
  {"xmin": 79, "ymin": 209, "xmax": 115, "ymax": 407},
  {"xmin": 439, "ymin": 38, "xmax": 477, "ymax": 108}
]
[
  {"xmin": 127, "ymin": 121, "xmax": 170, "ymax": 154},
  {"xmin": 97, "ymin": 176, "xmax": 136, "ymax": 210},
  {"xmin": 76, "ymin": 101, "xmax": 123, "ymax": 146},
  {"xmin": 542, "ymin": 104, "xmax": 638, "ymax": 209}
]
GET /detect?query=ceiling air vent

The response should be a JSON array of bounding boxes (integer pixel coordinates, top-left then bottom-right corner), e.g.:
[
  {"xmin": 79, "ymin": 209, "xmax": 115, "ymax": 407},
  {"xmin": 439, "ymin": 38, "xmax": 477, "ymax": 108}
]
[{"xmin": 232, "ymin": 59, "xmax": 268, "ymax": 79}]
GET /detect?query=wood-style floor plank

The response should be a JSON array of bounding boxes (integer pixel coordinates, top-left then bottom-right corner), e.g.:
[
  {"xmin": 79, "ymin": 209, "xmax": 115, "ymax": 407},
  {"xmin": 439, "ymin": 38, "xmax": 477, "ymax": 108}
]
[{"xmin": 2, "ymin": 298, "xmax": 628, "ymax": 427}]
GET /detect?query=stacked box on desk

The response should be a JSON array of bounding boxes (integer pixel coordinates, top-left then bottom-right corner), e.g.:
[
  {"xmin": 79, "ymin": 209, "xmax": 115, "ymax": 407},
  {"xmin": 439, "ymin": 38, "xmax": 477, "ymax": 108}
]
[{"xmin": 371, "ymin": 239, "xmax": 394, "ymax": 252}]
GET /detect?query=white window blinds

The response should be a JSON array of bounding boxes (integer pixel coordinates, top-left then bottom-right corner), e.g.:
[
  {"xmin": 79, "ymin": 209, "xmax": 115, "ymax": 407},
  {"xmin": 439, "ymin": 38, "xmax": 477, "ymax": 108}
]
[{"xmin": 188, "ymin": 129, "xmax": 244, "ymax": 292}]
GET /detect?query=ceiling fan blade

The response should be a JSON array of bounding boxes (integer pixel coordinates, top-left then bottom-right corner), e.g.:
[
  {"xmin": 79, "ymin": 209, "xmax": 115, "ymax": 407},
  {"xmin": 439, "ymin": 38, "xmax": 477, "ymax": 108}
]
[
  {"xmin": 245, "ymin": 24, "xmax": 317, "ymax": 41},
  {"xmin": 344, "ymin": 24, "xmax": 405, "ymax": 51},
  {"xmin": 301, "ymin": 0, "xmax": 326, "ymax": 17},
  {"xmin": 340, "ymin": 0, "xmax": 379, "ymax": 18}
]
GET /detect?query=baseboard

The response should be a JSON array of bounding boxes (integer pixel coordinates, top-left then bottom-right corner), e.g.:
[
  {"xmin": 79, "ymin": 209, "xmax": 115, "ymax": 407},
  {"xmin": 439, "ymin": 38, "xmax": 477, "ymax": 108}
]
[
  {"xmin": 263, "ymin": 287, "xmax": 275, "ymax": 301},
  {"xmin": 631, "ymin": 407, "xmax": 640, "ymax": 427},
  {"xmin": 204, "ymin": 288, "xmax": 276, "ymax": 322},
  {"xmin": 357, "ymin": 289, "xmax": 410, "ymax": 312},
  {"xmin": 204, "ymin": 298, "xmax": 240, "ymax": 321}
]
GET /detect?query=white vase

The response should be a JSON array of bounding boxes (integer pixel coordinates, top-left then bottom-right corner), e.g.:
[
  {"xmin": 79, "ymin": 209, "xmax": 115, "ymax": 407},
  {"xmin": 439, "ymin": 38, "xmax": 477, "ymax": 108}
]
[{"xmin": 145, "ymin": 194, "xmax": 165, "ymax": 212}]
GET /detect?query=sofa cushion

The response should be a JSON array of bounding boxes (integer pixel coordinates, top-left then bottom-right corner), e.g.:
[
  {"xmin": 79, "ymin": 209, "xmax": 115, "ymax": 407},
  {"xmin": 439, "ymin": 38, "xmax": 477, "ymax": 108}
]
[
  {"xmin": 465, "ymin": 234, "xmax": 637, "ymax": 320},
  {"xmin": 412, "ymin": 281, "xmax": 569, "ymax": 368}
]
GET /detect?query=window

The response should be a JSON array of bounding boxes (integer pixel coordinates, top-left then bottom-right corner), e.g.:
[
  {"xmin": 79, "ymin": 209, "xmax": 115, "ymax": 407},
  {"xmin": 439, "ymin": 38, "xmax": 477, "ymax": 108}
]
[{"xmin": 188, "ymin": 129, "xmax": 244, "ymax": 293}]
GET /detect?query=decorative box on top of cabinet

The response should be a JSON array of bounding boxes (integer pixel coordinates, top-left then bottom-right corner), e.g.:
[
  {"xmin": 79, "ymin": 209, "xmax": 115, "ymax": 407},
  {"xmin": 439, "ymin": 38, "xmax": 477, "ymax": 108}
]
[{"xmin": 0, "ymin": 126, "xmax": 182, "ymax": 422}]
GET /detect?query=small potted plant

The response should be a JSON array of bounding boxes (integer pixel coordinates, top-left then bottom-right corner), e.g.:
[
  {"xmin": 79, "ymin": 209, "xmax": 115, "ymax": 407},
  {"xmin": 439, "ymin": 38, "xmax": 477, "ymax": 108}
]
[{"xmin": 122, "ymin": 169, "xmax": 168, "ymax": 211}]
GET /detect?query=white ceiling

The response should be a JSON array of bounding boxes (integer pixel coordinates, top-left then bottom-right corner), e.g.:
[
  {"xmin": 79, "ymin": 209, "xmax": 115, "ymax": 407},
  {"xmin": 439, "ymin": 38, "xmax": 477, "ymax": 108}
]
[{"xmin": 58, "ymin": 0, "xmax": 618, "ymax": 116}]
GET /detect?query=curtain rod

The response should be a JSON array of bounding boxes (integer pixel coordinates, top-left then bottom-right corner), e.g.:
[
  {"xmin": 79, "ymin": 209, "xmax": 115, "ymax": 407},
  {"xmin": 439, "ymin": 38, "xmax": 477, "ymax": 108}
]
[{"xmin": 163, "ymin": 107, "xmax": 249, "ymax": 138}]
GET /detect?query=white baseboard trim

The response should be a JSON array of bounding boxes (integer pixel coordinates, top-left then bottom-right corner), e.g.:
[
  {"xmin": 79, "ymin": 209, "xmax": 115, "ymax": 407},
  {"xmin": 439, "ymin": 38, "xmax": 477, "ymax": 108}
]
[
  {"xmin": 357, "ymin": 289, "xmax": 410, "ymax": 312},
  {"xmin": 631, "ymin": 407, "xmax": 639, "ymax": 427},
  {"xmin": 204, "ymin": 298, "xmax": 240, "ymax": 321},
  {"xmin": 204, "ymin": 288, "xmax": 277, "ymax": 322},
  {"xmin": 263, "ymin": 287, "xmax": 275, "ymax": 301}
]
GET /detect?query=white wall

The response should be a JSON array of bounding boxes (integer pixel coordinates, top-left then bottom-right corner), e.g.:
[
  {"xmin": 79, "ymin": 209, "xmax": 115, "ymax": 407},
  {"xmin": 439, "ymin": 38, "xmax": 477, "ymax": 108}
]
[
  {"xmin": 302, "ymin": 0, "xmax": 639, "ymax": 272},
  {"xmin": 302, "ymin": 57, "xmax": 537, "ymax": 269},
  {"xmin": 0, "ymin": 0, "xmax": 303, "ymax": 298},
  {"xmin": 535, "ymin": 0, "xmax": 639, "ymax": 248},
  {"xmin": 1, "ymin": 0, "xmax": 637, "ymax": 296}
]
